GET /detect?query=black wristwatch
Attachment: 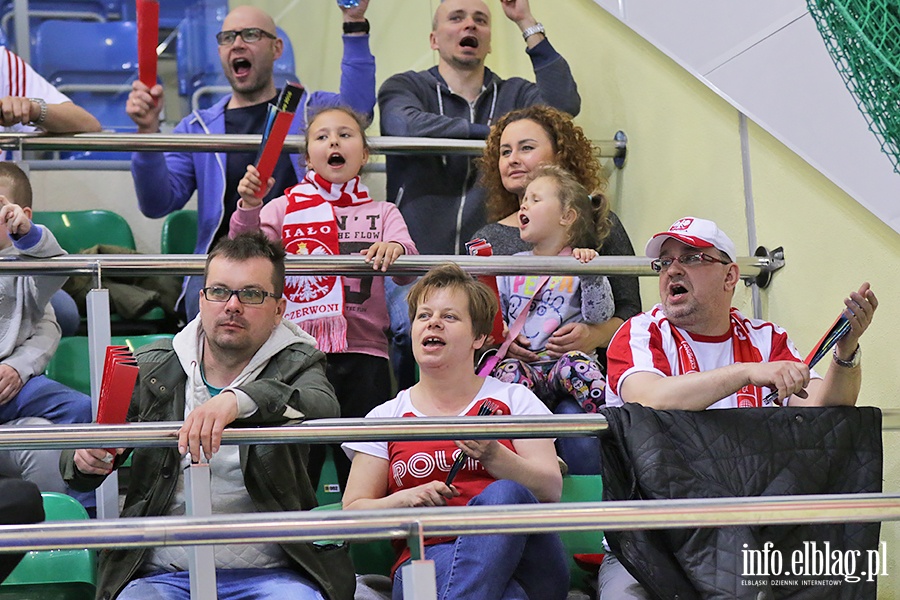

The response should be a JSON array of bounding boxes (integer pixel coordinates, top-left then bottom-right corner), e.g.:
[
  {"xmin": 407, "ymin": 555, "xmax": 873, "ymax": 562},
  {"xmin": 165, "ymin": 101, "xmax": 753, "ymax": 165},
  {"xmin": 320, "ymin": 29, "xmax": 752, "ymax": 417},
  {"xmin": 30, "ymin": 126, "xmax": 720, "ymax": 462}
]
[{"xmin": 343, "ymin": 19, "xmax": 369, "ymax": 34}]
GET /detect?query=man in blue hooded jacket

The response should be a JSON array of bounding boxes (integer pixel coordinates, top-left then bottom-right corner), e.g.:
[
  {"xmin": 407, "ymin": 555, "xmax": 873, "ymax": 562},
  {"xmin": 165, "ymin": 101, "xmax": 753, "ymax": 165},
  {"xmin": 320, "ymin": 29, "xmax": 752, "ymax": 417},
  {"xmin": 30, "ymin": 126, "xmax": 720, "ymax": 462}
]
[{"xmin": 127, "ymin": 3, "xmax": 376, "ymax": 320}]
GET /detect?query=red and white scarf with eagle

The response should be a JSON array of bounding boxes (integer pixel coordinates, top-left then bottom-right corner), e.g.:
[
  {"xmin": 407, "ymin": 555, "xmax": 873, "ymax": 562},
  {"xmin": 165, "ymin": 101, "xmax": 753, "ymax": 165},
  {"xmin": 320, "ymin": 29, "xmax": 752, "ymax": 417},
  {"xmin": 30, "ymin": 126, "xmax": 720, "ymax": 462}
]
[{"xmin": 281, "ymin": 170, "xmax": 372, "ymax": 352}]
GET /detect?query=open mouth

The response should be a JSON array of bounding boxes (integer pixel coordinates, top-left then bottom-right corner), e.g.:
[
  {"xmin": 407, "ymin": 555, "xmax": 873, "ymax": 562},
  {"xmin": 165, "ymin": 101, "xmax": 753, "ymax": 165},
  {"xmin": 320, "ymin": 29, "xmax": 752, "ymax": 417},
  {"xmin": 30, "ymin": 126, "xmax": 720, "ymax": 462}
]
[
  {"xmin": 232, "ymin": 58, "xmax": 251, "ymax": 76},
  {"xmin": 669, "ymin": 283, "xmax": 688, "ymax": 298},
  {"xmin": 460, "ymin": 36, "xmax": 479, "ymax": 48},
  {"xmin": 519, "ymin": 213, "xmax": 530, "ymax": 226},
  {"xmin": 327, "ymin": 153, "xmax": 346, "ymax": 166},
  {"xmin": 423, "ymin": 337, "xmax": 445, "ymax": 348}
]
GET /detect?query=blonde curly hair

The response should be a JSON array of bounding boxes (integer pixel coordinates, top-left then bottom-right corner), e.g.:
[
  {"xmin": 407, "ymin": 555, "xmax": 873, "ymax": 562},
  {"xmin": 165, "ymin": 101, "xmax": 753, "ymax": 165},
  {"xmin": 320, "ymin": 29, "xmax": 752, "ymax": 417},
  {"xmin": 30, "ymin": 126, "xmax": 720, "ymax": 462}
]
[{"xmin": 477, "ymin": 105, "xmax": 609, "ymax": 244}]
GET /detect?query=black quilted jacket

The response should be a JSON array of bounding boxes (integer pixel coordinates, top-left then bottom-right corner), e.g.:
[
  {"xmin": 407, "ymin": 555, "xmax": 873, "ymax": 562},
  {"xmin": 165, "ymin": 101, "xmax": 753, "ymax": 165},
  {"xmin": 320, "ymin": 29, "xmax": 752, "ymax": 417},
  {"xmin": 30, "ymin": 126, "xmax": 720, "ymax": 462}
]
[{"xmin": 599, "ymin": 404, "xmax": 882, "ymax": 600}]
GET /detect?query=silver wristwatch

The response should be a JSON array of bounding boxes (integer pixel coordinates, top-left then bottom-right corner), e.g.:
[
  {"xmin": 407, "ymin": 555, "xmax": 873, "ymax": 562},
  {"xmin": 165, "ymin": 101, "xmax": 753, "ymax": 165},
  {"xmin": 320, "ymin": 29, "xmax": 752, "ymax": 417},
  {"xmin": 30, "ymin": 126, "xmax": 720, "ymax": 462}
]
[
  {"xmin": 27, "ymin": 98, "xmax": 47, "ymax": 125},
  {"xmin": 521, "ymin": 22, "xmax": 545, "ymax": 41},
  {"xmin": 833, "ymin": 345, "xmax": 861, "ymax": 368}
]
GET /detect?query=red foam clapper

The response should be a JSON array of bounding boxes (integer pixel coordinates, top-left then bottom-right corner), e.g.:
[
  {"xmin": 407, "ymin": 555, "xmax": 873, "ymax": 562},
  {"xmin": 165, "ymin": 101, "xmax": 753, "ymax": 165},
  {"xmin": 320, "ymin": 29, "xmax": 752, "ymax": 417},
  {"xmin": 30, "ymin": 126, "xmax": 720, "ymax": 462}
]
[
  {"xmin": 97, "ymin": 346, "xmax": 139, "ymax": 454},
  {"xmin": 137, "ymin": 0, "xmax": 160, "ymax": 90},
  {"xmin": 254, "ymin": 82, "xmax": 306, "ymax": 198},
  {"xmin": 465, "ymin": 238, "xmax": 505, "ymax": 344}
]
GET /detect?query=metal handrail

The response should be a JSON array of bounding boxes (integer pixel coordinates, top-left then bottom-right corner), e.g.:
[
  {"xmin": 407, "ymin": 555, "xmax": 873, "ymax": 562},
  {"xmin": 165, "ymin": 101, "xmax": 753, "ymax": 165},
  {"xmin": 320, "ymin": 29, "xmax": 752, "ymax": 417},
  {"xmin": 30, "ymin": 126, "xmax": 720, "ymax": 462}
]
[
  {"xmin": 3, "ymin": 410, "xmax": 899, "ymax": 450},
  {"xmin": 0, "ymin": 493, "xmax": 893, "ymax": 553},
  {"xmin": 0, "ymin": 253, "xmax": 781, "ymax": 284},
  {"xmin": 0, "ymin": 415, "xmax": 608, "ymax": 451},
  {"xmin": 0, "ymin": 131, "xmax": 626, "ymax": 159}
]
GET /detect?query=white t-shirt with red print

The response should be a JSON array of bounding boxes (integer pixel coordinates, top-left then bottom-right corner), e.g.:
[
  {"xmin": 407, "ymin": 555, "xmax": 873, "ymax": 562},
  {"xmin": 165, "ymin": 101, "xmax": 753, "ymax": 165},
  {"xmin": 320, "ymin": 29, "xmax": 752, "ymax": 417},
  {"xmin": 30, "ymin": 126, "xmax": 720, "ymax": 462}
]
[
  {"xmin": 605, "ymin": 305, "xmax": 821, "ymax": 408},
  {"xmin": 343, "ymin": 376, "xmax": 551, "ymax": 572},
  {"xmin": 344, "ymin": 376, "xmax": 550, "ymax": 498}
]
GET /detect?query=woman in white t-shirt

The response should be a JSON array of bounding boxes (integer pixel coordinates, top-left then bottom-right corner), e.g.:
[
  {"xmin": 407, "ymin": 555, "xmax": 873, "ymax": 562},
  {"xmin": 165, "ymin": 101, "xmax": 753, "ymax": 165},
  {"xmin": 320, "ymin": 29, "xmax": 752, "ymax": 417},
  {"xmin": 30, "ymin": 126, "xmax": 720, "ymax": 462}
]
[{"xmin": 342, "ymin": 263, "xmax": 568, "ymax": 600}]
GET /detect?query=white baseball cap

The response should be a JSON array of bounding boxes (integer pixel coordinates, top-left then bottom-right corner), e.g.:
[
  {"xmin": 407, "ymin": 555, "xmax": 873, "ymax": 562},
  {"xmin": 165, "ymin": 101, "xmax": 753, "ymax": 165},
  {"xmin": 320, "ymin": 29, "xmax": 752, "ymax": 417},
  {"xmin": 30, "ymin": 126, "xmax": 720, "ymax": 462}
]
[{"xmin": 644, "ymin": 217, "xmax": 737, "ymax": 263}]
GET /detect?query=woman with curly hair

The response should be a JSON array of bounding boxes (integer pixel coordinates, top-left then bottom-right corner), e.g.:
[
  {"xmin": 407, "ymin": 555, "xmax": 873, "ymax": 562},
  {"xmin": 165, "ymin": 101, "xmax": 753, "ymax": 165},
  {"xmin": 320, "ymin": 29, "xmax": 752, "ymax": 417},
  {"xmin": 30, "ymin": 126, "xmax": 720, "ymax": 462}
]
[
  {"xmin": 472, "ymin": 106, "xmax": 641, "ymax": 473},
  {"xmin": 474, "ymin": 105, "xmax": 640, "ymax": 354}
]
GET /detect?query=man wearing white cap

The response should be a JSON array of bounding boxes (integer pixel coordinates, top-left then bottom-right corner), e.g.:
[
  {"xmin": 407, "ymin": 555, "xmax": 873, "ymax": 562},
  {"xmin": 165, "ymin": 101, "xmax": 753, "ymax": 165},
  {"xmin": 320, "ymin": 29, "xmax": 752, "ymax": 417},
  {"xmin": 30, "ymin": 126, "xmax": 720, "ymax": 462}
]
[
  {"xmin": 598, "ymin": 216, "xmax": 878, "ymax": 600},
  {"xmin": 605, "ymin": 216, "xmax": 877, "ymax": 410}
]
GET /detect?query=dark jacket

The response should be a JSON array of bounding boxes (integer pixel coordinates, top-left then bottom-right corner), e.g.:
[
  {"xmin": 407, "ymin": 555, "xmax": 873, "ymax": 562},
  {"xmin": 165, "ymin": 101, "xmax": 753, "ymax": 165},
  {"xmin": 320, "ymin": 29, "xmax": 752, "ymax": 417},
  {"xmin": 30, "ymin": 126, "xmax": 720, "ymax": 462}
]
[
  {"xmin": 61, "ymin": 337, "xmax": 355, "ymax": 600},
  {"xmin": 599, "ymin": 404, "xmax": 882, "ymax": 600},
  {"xmin": 379, "ymin": 38, "xmax": 581, "ymax": 255}
]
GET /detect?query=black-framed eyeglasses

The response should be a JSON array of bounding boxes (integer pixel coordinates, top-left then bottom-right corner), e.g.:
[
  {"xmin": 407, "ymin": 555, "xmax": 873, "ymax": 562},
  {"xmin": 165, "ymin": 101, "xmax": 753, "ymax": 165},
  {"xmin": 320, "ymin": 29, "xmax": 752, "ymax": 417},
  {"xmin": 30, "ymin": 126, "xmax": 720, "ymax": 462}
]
[
  {"xmin": 215, "ymin": 27, "xmax": 277, "ymax": 46},
  {"xmin": 201, "ymin": 286, "xmax": 279, "ymax": 305},
  {"xmin": 650, "ymin": 252, "xmax": 731, "ymax": 273}
]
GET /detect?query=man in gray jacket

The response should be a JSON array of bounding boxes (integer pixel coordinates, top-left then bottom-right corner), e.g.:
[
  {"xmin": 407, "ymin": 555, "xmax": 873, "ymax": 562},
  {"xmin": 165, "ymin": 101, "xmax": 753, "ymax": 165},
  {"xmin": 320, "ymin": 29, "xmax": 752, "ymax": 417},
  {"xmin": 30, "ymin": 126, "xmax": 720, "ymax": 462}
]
[
  {"xmin": 379, "ymin": 0, "xmax": 580, "ymax": 256},
  {"xmin": 380, "ymin": 0, "xmax": 582, "ymax": 388},
  {"xmin": 62, "ymin": 232, "xmax": 354, "ymax": 600}
]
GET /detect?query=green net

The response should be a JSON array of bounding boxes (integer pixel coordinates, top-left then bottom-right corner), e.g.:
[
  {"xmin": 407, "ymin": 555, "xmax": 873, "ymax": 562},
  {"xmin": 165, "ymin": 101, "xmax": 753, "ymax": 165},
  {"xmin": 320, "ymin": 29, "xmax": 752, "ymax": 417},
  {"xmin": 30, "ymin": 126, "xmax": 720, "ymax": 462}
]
[{"xmin": 807, "ymin": 0, "xmax": 900, "ymax": 172}]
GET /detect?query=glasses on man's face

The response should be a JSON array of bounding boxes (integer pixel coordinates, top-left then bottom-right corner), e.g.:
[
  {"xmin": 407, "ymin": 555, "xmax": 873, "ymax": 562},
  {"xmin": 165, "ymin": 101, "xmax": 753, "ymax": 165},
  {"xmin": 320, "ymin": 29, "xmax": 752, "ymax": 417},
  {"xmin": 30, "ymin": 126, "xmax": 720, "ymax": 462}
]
[
  {"xmin": 650, "ymin": 252, "xmax": 731, "ymax": 273},
  {"xmin": 215, "ymin": 27, "xmax": 277, "ymax": 46},
  {"xmin": 201, "ymin": 286, "xmax": 279, "ymax": 305}
]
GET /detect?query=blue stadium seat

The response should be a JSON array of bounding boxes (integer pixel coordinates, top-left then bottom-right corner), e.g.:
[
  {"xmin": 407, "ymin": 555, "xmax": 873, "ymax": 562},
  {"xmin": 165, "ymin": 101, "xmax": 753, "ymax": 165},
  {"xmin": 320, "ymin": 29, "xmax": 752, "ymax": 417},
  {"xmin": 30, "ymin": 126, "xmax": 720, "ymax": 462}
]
[
  {"xmin": 32, "ymin": 19, "xmax": 138, "ymax": 134},
  {"xmin": 176, "ymin": 2, "xmax": 298, "ymax": 112},
  {"xmin": 0, "ymin": 0, "xmax": 115, "ymax": 52},
  {"xmin": 119, "ymin": 0, "xmax": 224, "ymax": 31}
]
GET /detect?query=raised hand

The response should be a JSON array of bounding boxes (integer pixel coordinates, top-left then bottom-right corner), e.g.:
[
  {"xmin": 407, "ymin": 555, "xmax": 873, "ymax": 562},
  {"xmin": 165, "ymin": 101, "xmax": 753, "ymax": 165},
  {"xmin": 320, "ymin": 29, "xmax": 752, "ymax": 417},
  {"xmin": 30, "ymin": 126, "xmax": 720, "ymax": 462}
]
[
  {"xmin": 126, "ymin": 80, "xmax": 164, "ymax": 133},
  {"xmin": 835, "ymin": 282, "xmax": 877, "ymax": 359},
  {"xmin": 237, "ymin": 164, "xmax": 273, "ymax": 209},
  {"xmin": 0, "ymin": 195, "xmax": 31, "ymax": 237}
]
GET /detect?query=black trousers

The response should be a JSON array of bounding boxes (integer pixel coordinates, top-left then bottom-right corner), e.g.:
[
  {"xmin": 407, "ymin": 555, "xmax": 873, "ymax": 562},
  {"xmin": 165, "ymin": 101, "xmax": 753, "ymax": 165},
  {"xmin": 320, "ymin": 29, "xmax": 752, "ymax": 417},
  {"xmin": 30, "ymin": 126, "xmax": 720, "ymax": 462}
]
[
  {"xmin": 0, "ymin": 477, "xmax": 44, "ymax": 582},
  {"xmin": 308, "ymin": 353, "xmax": 392, "ymax": 493}
]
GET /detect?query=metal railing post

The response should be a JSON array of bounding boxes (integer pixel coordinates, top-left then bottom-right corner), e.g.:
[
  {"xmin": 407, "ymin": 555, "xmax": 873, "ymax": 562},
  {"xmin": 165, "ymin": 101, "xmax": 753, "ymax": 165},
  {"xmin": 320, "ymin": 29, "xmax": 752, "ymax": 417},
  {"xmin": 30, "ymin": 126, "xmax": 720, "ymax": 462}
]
[
  {"xmin": 402, "ymin": 522, "xmax": 436, "ymax": 600},
  {"xmin": 86, "ymin": 287, "xmax": 118, "ymax": 520},
  {"xmin": 185, "ymin": 462, "xmax": 217, "ymax": 600}
]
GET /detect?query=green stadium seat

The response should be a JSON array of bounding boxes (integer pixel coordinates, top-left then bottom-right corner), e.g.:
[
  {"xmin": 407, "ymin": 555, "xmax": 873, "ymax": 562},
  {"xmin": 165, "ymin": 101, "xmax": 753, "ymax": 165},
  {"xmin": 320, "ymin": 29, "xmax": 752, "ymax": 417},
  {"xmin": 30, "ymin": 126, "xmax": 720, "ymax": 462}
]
[
  {"xmin": 160, "ymin": 209, "xmax": 198, "ymax": 255},
  {"xmin": 32, "ymin": 209, "xmax": 136, "ymax": 253},
  {"xmin": 559, "ymin": 474, "xmax": 604, "ymax": 592},
  {"xmin": 315, "ymin": 446, "xmax": 344, "ymax": 507},
  {"xmin": 46, "ymin": 334, "xmax": 174, "ymax": 395},
  {"xmin": 0, "ymin": 492, "xmax": 96, "ymax": 600},
  {"xmin": 312, "ymin": 502, "xmax": 396, "ymax": 577}
]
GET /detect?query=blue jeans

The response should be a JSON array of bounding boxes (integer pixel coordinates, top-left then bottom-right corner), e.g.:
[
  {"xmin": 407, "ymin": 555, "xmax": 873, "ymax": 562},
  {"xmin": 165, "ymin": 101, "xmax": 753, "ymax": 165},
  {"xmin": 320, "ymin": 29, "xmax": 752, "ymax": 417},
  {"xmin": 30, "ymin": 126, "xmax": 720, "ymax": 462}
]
[
  {"xmin": 50, "ymin": 289, "xmax": 80, "ymax": 337},
  {"xmin": 0, "ymin": 375, "xmax": 93, "ymax": 508},
  {"xmin": 384, "ymin": 278, "xmax": 417, "ymax": 391},
  {"xmin": 555, "ymin": 399, "xmax": 602, "ymax": 475},
  {"xmin": 0, "ymin": 374, "xmax": 92, "ymax": 426},
  {"xmin": 118, "ymin": 568, "xmax": 326, "ymax": 600},
  {"xmin": 393, "ymin": 480, "xmax": 569, "ymax": 600}
]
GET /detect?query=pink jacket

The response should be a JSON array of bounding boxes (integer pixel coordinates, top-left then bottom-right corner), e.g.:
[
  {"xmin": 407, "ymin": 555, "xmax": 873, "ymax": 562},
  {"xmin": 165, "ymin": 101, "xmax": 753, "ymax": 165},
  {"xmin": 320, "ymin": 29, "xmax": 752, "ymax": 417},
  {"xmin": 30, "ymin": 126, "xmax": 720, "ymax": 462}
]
[{"xmin": 231, "ymin": 197, "xmax": 418, "ymax": 358}]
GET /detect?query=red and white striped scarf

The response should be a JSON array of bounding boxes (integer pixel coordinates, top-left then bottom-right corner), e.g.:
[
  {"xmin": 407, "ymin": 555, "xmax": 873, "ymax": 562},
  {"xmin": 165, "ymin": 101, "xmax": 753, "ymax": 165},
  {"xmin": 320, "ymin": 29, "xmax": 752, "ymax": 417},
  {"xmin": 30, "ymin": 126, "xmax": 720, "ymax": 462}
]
[
  {"xmin": 281, "ymin": 171, "xmax": 372, "ymax": 352},
  {"xmin": 670, "ymin": 308, "xmax": 766, "ymax": 407}
]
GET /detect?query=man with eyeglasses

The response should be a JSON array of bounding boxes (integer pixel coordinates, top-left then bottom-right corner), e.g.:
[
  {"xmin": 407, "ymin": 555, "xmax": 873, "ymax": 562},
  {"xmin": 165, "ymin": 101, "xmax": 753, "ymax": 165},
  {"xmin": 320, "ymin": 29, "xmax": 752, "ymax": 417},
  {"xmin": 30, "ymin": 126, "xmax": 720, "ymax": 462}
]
[
  {"xmin": 127, "ymin": 3, "xmax": 375, "ymax": 322},
  {"xmin": 605, "ymin": 216, "xmax": 877, "ymax": 411},
  {"xmin": 597, "ymin": 216, "xmax": 878, "ymax": 600},
  {"xmin": 62, "ymin": 232, "xmax": 354, "ymax": 600}
]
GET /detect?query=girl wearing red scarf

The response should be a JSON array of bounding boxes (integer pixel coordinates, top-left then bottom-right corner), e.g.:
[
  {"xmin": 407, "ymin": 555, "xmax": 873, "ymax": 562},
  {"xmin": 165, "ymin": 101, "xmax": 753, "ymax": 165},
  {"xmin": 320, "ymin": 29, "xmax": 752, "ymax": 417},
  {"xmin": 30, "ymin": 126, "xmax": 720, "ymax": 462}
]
[{"xmin": 231, "ymin": 106, "xmax": 418, "ymax": 491}]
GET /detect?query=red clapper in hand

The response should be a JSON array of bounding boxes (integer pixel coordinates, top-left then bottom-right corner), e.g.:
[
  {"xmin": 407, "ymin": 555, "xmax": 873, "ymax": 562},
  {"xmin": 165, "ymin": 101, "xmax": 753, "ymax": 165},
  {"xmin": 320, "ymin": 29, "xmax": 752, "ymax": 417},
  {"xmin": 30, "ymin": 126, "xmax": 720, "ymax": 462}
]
[
  {"xmin": 136, "ymin": 0, "xmax": 159, "ymax": 93},
  {"xmin": 254, "ymin": 82, "xmax": 305, "ymax": 199},
  {"xmin": 97, "ymin": 346, "xmax": 139, "ymax": 455},
  {"xmin": 762, "ymin": 313, "xmax": 851, "ymax": 405}
]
